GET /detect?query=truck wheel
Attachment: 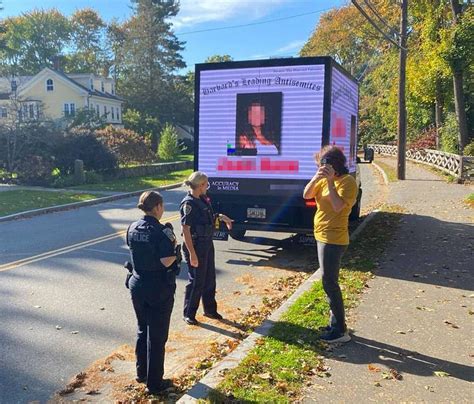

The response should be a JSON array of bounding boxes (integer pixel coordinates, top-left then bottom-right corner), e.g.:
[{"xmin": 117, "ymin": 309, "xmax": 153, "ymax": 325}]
[
  {"xmin": 349, "ymin": 189, "xmax": 362, "ymax": 221},
  {"xmin": 230, "ymin": 229, "xmax": 246, "ymax": 240}
]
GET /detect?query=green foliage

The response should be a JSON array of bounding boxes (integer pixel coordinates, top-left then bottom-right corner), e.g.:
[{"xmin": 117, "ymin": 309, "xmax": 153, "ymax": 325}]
[
  {"xmin": 54, "ymin": 128, "xmax": 118, "ymax": 174},
  {"xmin": 463, "ymin": 140, "xmax": 474, "ymax": 156},
  {"xmin": 439, "ymin": 112, "xmax": 459, "ymax": 153},
  {"xmin": 16, "ymin": 155, "xmax": 55, "ymax": 185},
  {"xmin": 66, "ymin": 107, "xmax": 107, "ymax": 130},
  {"xmin": 122, "ymin": 108, "xmax": 161, "ymax": 145},
  {"xmin": 95, "ymin": 125, "xmax": 155, "ymax": 165},
  {"xmin": 157, "ymin": 123, "xmax": 182, "ymax": 161}
]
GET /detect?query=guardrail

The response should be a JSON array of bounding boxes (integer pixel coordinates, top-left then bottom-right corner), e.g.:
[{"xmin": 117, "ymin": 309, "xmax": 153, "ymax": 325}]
[{"xmin": 367, "ymin": 144, "xmax": 473, "ymax": 181}]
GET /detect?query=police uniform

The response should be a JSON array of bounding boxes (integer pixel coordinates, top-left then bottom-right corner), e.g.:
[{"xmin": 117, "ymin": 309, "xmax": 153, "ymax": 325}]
[
  {"xmin": 126, "ymin": 215, "xmax": 178, "ymax": 392},
  {"xmin": 180, "ymin": 193, "xmax": 218, "ymax": 319}
]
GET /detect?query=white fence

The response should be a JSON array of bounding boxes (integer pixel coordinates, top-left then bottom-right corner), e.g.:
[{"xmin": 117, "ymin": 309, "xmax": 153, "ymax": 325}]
[{"xmin": 367, "ymin": 144, "xmax": 473, "ymax": 181}]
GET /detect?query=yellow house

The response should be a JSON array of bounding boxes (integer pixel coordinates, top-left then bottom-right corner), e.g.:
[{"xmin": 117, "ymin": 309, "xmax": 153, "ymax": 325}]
[{"xmin": 0, "ymin": 67, "xmax": 124, "ymax": 126}]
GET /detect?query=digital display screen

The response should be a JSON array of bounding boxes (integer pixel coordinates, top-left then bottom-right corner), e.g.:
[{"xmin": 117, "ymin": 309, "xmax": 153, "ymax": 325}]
[{"xmin": 197, "ymin": 64, "xmax": 326, "ymax": 190}]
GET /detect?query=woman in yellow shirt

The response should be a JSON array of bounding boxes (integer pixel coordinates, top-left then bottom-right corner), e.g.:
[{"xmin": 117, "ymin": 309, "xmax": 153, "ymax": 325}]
[{"xmin": 303, "ymin": 146, "xmax": 358, "ymax": 343}]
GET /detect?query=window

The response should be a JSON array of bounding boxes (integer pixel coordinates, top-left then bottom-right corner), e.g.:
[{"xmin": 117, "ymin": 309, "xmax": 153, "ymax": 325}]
[
  {"xmin": 90, "ymin": 78, "xmax": 94, "ymax": 90},
  {"xmin": 90, "ymin": 103, "xmax": 94, "ymax": 110},
  {"xmin": 96, "ymin": 104, "xmax": 100, "ymax": 116},
  {"xmin": 103, "ymin": 105, "xmax": 107, "ymax": 117},
  {"xmin": 101, "ymin": 82, "xmax": 105, "ymax": 92},
  {"xmin": 111, "ymin": 107, "xmax": 115, "ymax": 120},
  {"xmin": 29, "ymin": 104, "xmax": 34, "ymax": 119},
  {"xmin": 111, "ymin": 84, "xmax": 115, "ymax": 95},
  {"xmin": 116, "ymin": 107, "xmax": 120, "ymax": 121},
  {"xmin": 23, "ymin": 104, "xmax": 28, "ymax": 119},
  {"xmin": 64, "ymin": 103, "xmax": 75, "ymax": 116},
  {"xmin": 0, "ymin": 107, "xmax": 7, "ymax": 118},
  {"xmin": 46, "ymin": 79, "xmax": 54, "ymax": 91}
]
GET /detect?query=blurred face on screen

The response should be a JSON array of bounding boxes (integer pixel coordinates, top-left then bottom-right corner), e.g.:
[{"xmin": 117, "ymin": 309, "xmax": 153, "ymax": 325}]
[{"xmin": 248, "ymin": 103, "xmax": 265, "ymax": 126}]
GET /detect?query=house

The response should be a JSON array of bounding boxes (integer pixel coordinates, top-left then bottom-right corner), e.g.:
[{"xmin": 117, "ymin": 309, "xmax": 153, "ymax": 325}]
[{"xmin": 0, "ymin": 67, "xmax": 124, "ymax": 126}]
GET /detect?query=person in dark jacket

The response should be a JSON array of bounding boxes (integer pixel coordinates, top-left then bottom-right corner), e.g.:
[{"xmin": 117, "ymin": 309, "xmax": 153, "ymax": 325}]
[
  {"xmin": 180, "ymin": 171, "xmax": 233, "ymax": 325},
  {"xmin": 127, "ymin": 191, "xmax": 179, "ymax": 395}
]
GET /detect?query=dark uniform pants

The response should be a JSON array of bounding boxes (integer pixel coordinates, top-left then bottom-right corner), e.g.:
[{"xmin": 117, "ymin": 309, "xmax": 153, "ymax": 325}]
[
  {"xmin": 183, "ymin": 239, "xmax": 217, "ymax": 318},
  {"xmin": 129, "ymin": 275, "xmax": 175, "ymax": 390}
]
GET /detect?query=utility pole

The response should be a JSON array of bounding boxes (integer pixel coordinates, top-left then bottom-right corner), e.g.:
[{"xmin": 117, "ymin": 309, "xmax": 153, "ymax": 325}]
[{"xmin": 397, "ymin": 0, "xmax": 408, "ymax": 180}]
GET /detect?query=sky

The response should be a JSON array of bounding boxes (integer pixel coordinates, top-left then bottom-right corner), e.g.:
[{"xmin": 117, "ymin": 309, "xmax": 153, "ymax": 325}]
[{"xmin": 1, "ymin": 0, "xmax": 347, "ymax": 74}]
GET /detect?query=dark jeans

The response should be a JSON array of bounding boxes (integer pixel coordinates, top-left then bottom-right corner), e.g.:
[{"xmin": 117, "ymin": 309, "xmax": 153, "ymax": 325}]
[
  {"xmin": 129, "ymin": 274, "xmax": 175, "ymax": 391},
  {"xmin": 183, "ymin": 239, "xmax": 217, "ymax": 318},
  {"xmin": 317, "ymin": 241, "xmax": 348, "ymax": 334}
]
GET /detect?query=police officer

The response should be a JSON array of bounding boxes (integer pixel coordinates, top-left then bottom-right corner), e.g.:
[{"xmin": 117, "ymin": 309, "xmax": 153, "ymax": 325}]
[
  {"xmin": 180, "ymin": 171, "xmax": 233, "ymax": 325},
  {"xmin": 126, "ymin": 191, "xmax": 180, "ymax": 395}
]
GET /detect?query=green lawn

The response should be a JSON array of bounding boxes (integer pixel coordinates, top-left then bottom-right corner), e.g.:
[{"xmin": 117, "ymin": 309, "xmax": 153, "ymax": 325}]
[
  {"xmin": 210, "ymin": 206, "xmax": 404, "ymax": 402},
  {"xmin": 69, "ymin": 169, "xmax": 193, "ymax": 192},
  {"xmin": 0, "ymin": 190, "xmax": 100, "ymax": 217}
]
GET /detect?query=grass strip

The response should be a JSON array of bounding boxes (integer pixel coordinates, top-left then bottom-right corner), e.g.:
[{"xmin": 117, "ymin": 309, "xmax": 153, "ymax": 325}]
[
  {"xmin": 209, "ymin": 206, "xmax": 403, "ymax": 403},
  {"xmin": 69, "ymin": 169, "xmax": 193, "ymax": 192},
  {"xmin": 465, "ymin": 193, "xmax": 474, "ymax": 208},
  {"xmin": 0, "ymin": 190, "xmax": 100, "ymax": 217},
  {"xmin": 375, "ymin": 161, "xmax": 398, "ymax": 182}
]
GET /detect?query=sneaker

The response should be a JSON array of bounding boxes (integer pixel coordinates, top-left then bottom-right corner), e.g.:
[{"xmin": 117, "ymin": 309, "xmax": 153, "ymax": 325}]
[
  {"xmin": 135, "ymin": 376, "xmax": 146, "ymax": 384},
  {"xmin": 319, "ymin": 328, "xmax": 351, "ymax": 343},
  {"xmin": 183, "ymin": 316, "xmax": 198, "ymax": 325},
  {"xmin": 203, "ymin": 312, "xmax": 223, "ymax": 320},
  {"xmin": 145, "ymin": 379, "xmax": 175, "ymax": 395}
]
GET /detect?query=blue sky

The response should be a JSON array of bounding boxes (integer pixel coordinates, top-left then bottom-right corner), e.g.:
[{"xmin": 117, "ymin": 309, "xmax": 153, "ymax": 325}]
[{"xmin": 1, "ymin": 0, "xmax": 346, "ymax": 73}]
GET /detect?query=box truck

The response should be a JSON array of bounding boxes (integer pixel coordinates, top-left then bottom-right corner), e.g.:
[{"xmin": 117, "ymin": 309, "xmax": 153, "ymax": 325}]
[{"xmin": 194, "ymin": 56, "xmax": 362, "ymax": 239}]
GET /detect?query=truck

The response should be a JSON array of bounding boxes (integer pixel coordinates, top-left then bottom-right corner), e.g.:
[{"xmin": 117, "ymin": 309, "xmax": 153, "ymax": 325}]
[{"xmin": 194, "ymin": 56, "xmax": 362, "ymax": 239}]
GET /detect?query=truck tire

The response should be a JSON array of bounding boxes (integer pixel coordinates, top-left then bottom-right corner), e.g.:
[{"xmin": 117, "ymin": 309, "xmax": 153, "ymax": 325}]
[
  {"xmin": 230, "ymin": 228, "xmax": 246, "ymax": 240},
  {"xmin": 349, "ymin": 188, "xmax": 362, "ymax": 221}
]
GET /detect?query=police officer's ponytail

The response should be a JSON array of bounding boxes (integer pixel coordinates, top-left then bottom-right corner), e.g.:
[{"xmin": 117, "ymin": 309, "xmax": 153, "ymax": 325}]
[
  {"xmin": 137, "ymin": 191, "xmax": 163, "ymax": 212},
  {"xmin": 184, "ymin": 171, "xmax": 208, "ymax": 190}
]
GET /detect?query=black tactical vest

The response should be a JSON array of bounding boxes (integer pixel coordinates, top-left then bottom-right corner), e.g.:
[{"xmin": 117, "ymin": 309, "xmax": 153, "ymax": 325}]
[{"xmin": 180, "ymin": 194, "xmax": 214, "ymax": 240}]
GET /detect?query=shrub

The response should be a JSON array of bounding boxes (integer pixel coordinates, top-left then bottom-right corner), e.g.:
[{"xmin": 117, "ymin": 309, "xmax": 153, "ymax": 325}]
[
  {"xmin": 16, "ymin": 155, "xmax": 55, "ymax": 186},
  {"xmin": 439, "ymin": 113, "xmax": 459, "ymax": 154},
  {"xmin": 464, "ymin": 140, "xmax": 474, "ymax": 156},
  {"xmin": 54, "ymin": 128, "xmax": 118, "ymax": 174},
  {"xmin": 84, "ymin": 171, "xmax": 103, "ymax": 184},
  {"xmin": 157, "ymin": 123, "xmax": 183, "ymax": 161},
  {"xmin": 95, "ymin": 126, "xmax": 155, "ymax": 165},
  {"xmin": 408, "ymin": 126, "xmax": 437, "ymax": 150}
]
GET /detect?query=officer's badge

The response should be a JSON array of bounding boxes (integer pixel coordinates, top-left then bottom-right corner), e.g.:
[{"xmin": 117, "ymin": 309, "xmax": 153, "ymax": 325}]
[
  {"xmin": 163, "ymin": 227, "xmax": 175, "ymax": 242},
  {"xmin": 183, "ymin": 203, "xmax": 192, "ymax": 215}
]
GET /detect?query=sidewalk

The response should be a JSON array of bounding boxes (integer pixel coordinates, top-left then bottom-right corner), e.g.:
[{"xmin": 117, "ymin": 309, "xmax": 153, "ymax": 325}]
[{"xmin": 301, "ymin": 157, "xmax": 474, "ymax": 402}]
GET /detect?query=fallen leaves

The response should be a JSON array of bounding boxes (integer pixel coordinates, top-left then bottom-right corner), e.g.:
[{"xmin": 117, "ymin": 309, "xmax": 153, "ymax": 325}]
[
  {"xmin": 368, "ymin": 364, "xmax": 381, "ymax": 373},
  {"xmin": 381, "ymin": 368, "xmax": 403, "ymax": 381},
  {"xmin": 434, "ymin": 370, "xmax": 450, "ymax": 377},
  {"xmin": 443, "ymin": 320, "xmax": 460, "ymax": 329},
  {"xmin": 416, "ymin": 306, "xmax": 434, "ymax": 311}
]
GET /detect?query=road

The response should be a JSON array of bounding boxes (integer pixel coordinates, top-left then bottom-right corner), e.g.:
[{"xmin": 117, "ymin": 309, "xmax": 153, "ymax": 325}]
[{"xmin": 0, "ymin": 163, "xmax": 381, "ymax": 403}]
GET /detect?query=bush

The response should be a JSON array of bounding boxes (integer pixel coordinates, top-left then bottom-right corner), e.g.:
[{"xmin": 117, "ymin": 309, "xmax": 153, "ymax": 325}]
[
  {"xmin": 16, "ymin": 155, "xmax": 55, "ymax": 186},
  {"xmin": 408, "ymin": 126, "xmax": 437, "ymax": 150},
  {"xmin": 54, "ymin": 128, "xmax": 118, "ymax": 174},
  {"xmin": 157, "ymin": 123, "xmax": 183, "ymax": 161},
  {"xmin": 95, "ymin": 126, "xmax": 155, "ymax": 165},
  {"xmin": 464, "ymin": 140, "xmax": 474, "ymax": 156},
  {"xmin": 439, "ymin": 113, "xmax": 459, "ymax": 154},
  {"xmin": 84, "ymin": 171, "xmax": 103, "ymax": 184}
]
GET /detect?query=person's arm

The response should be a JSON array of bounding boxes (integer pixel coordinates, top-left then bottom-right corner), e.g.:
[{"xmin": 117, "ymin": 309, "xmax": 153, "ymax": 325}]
[
  {"xmin": 218, "ymin": 213, "xmax": 234, "ymax": 230},
  {"xmin": 160, "ymin": 255, "xmax": 176, "ymax": 268},
  {"xmin": 303, "ymin": 169, "xmax": 325, "ymax": 200},
  {"xmin": 182, "ymin": 224, "xmax": 198, "ymax": 267}
]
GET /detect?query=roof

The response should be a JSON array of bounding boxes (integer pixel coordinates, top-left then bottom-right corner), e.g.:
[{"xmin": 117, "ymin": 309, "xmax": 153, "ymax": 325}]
[{"xmin": 0, "ymin": 68, "xmax": 124, "ymax": 102}]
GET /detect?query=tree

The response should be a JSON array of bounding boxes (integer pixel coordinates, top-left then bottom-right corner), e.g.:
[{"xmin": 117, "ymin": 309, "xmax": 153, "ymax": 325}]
[
  {"xmin": 66, "ymin": 8, "xmax": 108, "ymax": 75},
  {"xmin": 1, "ymin": 9, "xmax": 71, "ymax": 75},
  {"xmin": 118, "ymin": 0, "xmax": 186, "ymax": 149},
  {"xmin": 157, "ymin": 123, "xmax": 182, "ymax": 160}
]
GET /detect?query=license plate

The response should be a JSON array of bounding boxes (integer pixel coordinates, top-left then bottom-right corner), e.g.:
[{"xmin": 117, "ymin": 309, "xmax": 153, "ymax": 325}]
[{"xmin": 247, "ymin": 207, "xmax": 266, "ymax": 219}]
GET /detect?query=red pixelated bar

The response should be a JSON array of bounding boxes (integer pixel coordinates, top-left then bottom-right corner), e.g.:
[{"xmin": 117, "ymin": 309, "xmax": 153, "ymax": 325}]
[
  {"xmin": 332, "ymin": 113, "xmax": 346, "ymax": 138},
  {"xmin": 261, "ymin": 158, "xmax": 299, "ymax": 172},
  {"xmin": 217, "ymin": 158, "xmax": 257, "ymax": 171}
]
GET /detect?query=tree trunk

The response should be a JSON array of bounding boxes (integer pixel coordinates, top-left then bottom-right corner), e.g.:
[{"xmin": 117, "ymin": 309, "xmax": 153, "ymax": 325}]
[{"xmin": 450, "ymin": 0, "xmax": 469, "ymax": 153}]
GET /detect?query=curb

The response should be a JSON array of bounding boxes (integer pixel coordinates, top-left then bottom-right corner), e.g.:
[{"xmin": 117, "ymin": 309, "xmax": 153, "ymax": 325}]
[
  {"xmin": 0, "ymin": 183, "xmax": 184, "ymax": 223},
  {"xmin": 177, "ymin": 210, "xmax": 380, "ymax": 403},
  {"xmin": 371, "ymin": 161, "xmax": 389, "ymax": 185}
]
